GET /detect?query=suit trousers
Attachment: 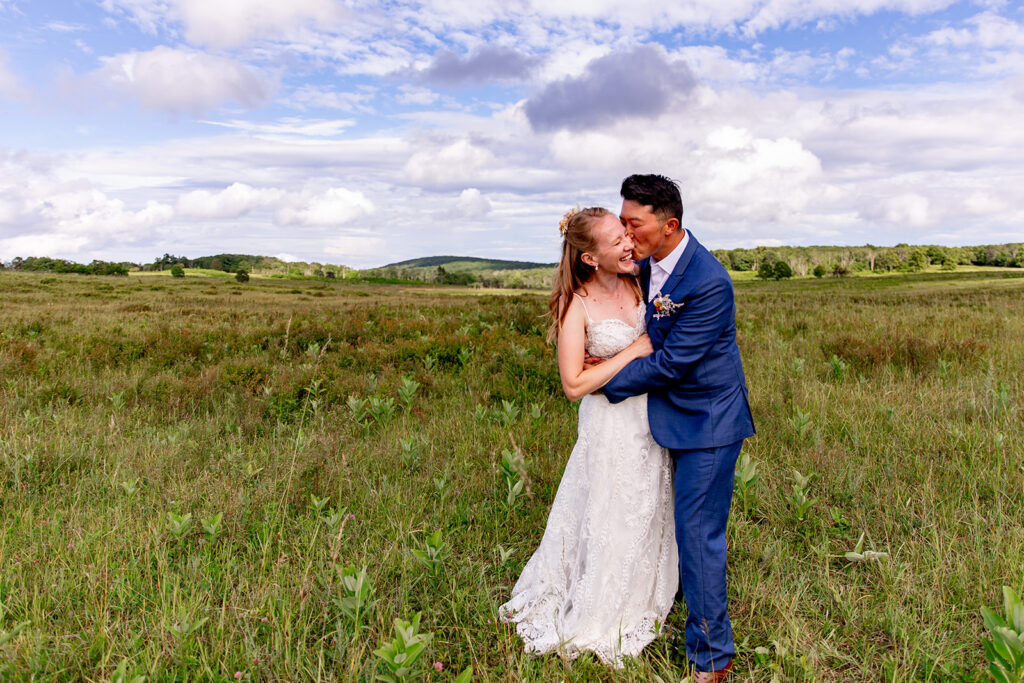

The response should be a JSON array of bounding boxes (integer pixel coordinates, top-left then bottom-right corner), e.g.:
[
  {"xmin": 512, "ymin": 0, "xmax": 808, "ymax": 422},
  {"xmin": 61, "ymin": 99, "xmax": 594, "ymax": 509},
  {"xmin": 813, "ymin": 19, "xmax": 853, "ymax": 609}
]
[{"xmin": 670, "ymin": 439, "xmax": 744, "ymax": 672}]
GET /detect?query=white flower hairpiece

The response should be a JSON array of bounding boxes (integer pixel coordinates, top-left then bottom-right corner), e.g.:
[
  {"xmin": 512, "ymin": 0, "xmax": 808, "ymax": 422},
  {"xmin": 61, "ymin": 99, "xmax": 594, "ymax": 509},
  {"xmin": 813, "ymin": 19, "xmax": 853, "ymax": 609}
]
[{"xmin": 558, "ymin": 206, "xmax": 581, "ymax": 237}]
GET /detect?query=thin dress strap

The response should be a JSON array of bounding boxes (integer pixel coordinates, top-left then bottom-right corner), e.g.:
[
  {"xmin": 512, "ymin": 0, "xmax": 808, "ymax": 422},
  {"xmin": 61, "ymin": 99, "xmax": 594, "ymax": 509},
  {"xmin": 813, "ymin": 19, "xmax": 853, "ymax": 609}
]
[{"xmin": 572, "ymin": 292, "xmax": 593, "ymax": 322}]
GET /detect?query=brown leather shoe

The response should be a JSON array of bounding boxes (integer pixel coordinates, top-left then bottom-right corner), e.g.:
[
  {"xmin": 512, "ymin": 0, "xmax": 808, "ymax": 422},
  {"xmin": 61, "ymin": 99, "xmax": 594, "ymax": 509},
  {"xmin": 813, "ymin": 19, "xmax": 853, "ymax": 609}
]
[{"xmin": 693, "ymin": 660, "xmax": 733, "ymax": 682}]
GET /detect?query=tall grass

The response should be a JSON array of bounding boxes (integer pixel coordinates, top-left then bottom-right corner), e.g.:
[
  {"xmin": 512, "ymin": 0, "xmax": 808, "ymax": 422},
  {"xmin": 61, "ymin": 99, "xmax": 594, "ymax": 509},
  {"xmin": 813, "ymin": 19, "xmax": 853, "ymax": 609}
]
[{"xmin": 0, "ymin": 269, "xmax": 1021, "ymax": 680}]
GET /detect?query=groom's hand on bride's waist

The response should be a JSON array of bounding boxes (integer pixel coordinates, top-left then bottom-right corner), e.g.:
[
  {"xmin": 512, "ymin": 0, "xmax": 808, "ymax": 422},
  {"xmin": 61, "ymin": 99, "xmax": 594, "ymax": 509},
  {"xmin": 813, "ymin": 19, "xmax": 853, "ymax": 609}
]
[{"xmin": 583, "ymin": 351, "xmax": 606, "ymax": 369}]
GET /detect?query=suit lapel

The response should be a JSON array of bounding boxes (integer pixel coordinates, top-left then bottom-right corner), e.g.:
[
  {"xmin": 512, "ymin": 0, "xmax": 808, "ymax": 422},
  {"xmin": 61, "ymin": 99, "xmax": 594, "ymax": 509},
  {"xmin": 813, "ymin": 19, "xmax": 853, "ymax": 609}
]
[
  {"xmin": 657, "ymin": 231, "xmax": 698, "ymax": 299},
  {"xmin": 638, "ymin": 258, "xmax": 655, "ymax": 326},
  {"xmin": 645, "ymin": 233, "xmax": 698, "ymax": 328}
]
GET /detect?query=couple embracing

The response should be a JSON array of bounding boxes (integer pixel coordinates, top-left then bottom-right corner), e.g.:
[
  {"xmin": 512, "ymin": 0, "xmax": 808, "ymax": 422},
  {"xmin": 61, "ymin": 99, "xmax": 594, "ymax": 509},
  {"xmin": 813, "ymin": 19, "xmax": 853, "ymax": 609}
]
[{"xmin": 500, "ymin": 174, "xmax": 755, "ymax": 680}]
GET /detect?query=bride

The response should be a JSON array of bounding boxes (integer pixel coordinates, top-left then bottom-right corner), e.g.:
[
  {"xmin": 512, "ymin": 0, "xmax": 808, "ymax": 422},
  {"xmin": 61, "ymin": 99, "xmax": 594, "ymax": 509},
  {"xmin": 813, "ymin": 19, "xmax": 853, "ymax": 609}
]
[{"xmin": 499, "ymin": 207, "xmax": 678, "ymax": 667}]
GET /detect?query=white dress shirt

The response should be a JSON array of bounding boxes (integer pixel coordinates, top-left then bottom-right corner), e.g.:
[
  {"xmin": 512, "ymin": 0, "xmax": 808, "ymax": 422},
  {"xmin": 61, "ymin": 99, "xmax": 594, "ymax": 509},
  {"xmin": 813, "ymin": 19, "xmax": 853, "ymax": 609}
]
[{"xmin": 648, "ymin": 229, "xmax": 689, "ymax": 302}]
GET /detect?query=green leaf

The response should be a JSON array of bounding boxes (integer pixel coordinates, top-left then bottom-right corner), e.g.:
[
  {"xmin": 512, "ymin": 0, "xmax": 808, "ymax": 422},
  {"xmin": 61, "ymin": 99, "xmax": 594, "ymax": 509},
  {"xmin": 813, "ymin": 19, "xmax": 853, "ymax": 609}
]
[
  {"xmin": 454, "ymin": 666, "xmax": 474, "ymax": 683},
  {"xmin": 983, "ymin": 606, "xmax": 1008, "ymax": 632}
]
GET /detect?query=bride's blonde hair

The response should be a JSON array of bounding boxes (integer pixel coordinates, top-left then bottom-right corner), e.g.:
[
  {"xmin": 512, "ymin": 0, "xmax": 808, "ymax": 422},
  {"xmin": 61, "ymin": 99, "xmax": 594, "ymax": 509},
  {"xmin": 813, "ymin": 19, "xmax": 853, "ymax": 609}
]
[{"xmin": 547, "ymin": 207, "xmax": 641, "ymax": 344}]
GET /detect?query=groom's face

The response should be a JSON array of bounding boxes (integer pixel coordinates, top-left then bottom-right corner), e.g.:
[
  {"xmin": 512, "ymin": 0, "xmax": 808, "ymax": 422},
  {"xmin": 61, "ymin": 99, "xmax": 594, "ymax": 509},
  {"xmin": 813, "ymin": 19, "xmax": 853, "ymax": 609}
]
[{"xmin": 620, "ymin": 199, "xmax": 673, "ymax": 261}]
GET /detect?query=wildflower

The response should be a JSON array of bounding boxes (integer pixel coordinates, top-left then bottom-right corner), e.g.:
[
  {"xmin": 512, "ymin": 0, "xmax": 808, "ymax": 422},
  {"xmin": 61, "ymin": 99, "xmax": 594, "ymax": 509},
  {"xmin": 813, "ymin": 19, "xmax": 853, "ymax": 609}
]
[
  {"xmin": 234, "ymin": 673, "xmax": 243, "ymax": 679},
  {"xmin": 433, "ymin": 661, "xmax": 443, "ymax": 672}
]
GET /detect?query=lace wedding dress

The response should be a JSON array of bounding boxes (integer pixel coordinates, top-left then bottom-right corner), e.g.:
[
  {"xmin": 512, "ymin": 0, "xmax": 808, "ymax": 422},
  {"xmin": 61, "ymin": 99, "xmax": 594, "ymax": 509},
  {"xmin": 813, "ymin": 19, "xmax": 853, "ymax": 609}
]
[{"xmin": 499, "ymin": 300, "xmax": 678, "ymax": 667}]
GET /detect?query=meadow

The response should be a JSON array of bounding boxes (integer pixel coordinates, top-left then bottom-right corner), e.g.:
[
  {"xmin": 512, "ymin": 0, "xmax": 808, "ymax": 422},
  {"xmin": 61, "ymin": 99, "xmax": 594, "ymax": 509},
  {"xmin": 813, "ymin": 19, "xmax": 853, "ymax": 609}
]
[{"xmin": 0, "ymin": 268, "xmax": 1022, "ymax": 681}]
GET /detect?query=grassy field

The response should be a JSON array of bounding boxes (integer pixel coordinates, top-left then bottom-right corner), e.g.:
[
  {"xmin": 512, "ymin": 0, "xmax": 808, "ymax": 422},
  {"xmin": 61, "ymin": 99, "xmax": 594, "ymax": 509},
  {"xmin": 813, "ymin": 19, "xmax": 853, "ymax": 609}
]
[{"xmin": 1, "ymin": 269, "xmax": 1022, "ymax": 681}]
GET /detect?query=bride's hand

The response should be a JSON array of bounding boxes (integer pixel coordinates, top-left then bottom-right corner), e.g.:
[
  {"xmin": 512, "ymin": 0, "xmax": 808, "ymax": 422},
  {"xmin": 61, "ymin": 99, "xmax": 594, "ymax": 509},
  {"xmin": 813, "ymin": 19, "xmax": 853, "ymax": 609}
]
[{"xmin": 629, "ymin": 333, "xmax": 653, "ymax": 359}]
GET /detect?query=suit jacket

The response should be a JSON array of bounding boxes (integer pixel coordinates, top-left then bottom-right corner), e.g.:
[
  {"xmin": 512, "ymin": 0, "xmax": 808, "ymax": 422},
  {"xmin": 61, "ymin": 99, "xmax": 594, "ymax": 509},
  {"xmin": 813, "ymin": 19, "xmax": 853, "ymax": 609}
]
[{"xmin": 603, "ymin": 233, "xmax": 755, "ymax": 450}]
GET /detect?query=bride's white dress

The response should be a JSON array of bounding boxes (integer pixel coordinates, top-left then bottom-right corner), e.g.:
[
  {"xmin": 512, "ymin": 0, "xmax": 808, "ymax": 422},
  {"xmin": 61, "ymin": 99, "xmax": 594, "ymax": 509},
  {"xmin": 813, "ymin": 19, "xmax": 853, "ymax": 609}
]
[{"xmin": 499, "ymin": 300, "xmax": 678, "ymax": 667}]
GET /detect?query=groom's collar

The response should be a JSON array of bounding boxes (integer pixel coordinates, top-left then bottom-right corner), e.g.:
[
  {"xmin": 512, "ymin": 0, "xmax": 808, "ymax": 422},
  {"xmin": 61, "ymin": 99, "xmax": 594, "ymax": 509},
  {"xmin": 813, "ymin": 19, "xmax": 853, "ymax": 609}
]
[
  {"xmin": 650, "ymin": 229, "xmax": 689, "ymax": 276},
  {"xmin": 655, "ymin": 230, "xmax": 699, "ymax": 301}
]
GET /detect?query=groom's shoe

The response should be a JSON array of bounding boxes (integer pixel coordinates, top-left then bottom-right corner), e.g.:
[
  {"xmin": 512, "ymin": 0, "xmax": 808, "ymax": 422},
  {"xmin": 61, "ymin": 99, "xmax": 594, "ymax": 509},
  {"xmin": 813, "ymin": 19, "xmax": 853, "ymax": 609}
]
[{"xmin": 693, "ymin": 661, "xmax": 733, "ymax": 682}]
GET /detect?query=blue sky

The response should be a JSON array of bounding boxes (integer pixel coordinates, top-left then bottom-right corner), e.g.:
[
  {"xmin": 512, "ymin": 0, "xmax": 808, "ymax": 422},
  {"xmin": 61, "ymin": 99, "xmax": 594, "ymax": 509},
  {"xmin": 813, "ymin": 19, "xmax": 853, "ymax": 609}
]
[{"xmin": 1, "ymin": 0, "xmax": 1022, "ymax": 267}]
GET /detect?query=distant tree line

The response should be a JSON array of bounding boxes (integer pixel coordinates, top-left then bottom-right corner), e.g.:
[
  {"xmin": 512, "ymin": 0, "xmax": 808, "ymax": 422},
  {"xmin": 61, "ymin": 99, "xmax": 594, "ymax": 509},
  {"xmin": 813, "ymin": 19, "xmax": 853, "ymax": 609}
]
[
  {"xmin": 712, "ymin": 243, "xmax": 1024, "ymax": 277},
  {"xmin": 143, "ymin": 253, "xmax": 353, "ymax": 279},
  {"xmin": 2, "ymin": 256, "xmax": 131, "ymax": 276},
  {"xmin": 5, "ymin": 242, "xmax": 1021, "ymax": 284},
  {"xmin": 360, "ymin": 264, "xmax": 553, "ymax": 289}
]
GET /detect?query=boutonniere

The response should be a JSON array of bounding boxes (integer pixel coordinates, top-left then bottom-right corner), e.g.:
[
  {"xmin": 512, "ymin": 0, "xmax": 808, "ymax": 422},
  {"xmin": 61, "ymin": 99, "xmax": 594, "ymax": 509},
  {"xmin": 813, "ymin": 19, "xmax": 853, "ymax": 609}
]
[{"xmin": 651, "ymin": 293, "xmax": 684, "ymax": 319}]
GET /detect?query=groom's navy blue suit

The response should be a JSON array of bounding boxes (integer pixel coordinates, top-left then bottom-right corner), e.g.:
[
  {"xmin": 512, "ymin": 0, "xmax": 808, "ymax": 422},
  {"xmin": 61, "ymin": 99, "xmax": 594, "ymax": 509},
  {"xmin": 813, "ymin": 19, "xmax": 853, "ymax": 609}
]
[{"xmin": 603, "ymin": 232, "xmax": 754, "ymax": 672}]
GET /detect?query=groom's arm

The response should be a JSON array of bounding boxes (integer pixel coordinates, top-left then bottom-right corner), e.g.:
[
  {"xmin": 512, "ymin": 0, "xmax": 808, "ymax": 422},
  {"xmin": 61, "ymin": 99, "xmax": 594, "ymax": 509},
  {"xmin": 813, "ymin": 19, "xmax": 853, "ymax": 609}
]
[{"xmin": 603, "ymin": 276, "xmax": 733, "ymax": 403}]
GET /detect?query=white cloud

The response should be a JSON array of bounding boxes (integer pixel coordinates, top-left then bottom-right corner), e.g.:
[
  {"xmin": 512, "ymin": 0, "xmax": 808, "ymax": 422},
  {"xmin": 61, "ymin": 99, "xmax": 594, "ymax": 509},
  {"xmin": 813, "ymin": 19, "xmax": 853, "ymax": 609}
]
[
  {"xmin": 739, "ymin": 0, "xmax": 957, "ymax": 36},
  {"xmin": 37, "ymin": 190, "xmax": 174, "ymax": 236},
  {"xmin": 0, "ymin": 185, "xmax": 175, "ymax": 259},
  {"xmin": 175, "ymin": 0, "xmax": 346, "ymax": 48},
  {"xmin": 290, "ymin": 85, "xmax": 376, "ymax": 112},
  {"xmin": 923, "ymin": 11, "xmax": 1024, "ymax": 48},
  {"xmin": 101, "ymin": 0, "xmax": 346, "ymax": 48},
  {"xmin": 696, "ymin": 129, "xmax": 832, "ymax": 223},
  {"xmin": 89, "ymin": 46, "xmax": 274, "ymax": 115},
  {"xmin": 176, "ymin": 182, "xmax": 283, "ymax": 218},
  {"xmin": 452, "ymin": 188, "xmax": 492, "ymax": 218},
  {"xmin": 396, "ymin": 85, "xmax": 441, "ymax": 106},
  {"xmin": 0, "ymin": 233, "xmax": 92, "ymax": 258},
  {"xmin": 44, "ymin": 21, "xmax": 88, "ymax": 32},
  {"xmin": 403, "ymin": 139, "xmax": 496, "ymax": 187},
  {"xmin": 275, "ymin": 187, "xmax": 375, "ymax": 227},
  {"xmin": 963, "ymin": 190, "xmax": 1008, "ymax": 215}
]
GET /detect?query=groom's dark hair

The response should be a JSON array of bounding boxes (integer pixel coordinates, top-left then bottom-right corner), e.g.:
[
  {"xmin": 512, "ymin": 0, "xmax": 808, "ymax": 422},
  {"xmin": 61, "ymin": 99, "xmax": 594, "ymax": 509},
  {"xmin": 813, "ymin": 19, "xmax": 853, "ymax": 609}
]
[{"xmin": 620, "ymin": 174, "xmax": 683, "ymax": 223}]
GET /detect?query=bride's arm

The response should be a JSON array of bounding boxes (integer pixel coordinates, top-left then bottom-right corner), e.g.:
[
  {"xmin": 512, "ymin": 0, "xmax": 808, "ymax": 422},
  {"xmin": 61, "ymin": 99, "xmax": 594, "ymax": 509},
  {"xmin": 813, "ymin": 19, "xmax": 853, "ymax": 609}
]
[{"xmin": 556, "ymin": 297, "xmax": 652, "ymax": 402}]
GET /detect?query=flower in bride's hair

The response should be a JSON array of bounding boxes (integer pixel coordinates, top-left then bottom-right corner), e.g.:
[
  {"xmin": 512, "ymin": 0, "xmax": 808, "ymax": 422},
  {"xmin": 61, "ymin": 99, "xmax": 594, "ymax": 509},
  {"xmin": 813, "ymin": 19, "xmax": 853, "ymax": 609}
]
[{"xmin": 558, "ymin": 206, "xmax": 581, "ymax": 236}]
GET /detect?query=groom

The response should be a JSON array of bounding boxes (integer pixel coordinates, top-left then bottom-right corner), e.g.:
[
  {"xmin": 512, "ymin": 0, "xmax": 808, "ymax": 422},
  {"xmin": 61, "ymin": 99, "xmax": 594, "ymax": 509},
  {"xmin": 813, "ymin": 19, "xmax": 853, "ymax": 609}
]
[{"xmin": 603, "ymin": 174, "xmax": 755, "ymax": 681}]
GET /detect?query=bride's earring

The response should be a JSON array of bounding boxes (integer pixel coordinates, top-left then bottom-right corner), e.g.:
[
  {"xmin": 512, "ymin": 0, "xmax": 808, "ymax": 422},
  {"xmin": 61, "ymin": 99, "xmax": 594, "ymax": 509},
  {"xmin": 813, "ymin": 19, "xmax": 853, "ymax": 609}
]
[{"xmin": 594, "ymin": 264, "xmax": 599, "ymax": 271}]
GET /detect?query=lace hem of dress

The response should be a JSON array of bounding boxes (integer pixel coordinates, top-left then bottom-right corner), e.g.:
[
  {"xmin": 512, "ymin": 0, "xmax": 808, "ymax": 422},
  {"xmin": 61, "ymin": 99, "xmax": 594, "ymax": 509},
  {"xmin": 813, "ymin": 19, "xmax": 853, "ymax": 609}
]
[{"xmin": 500, "ymin": 600, "xmax": 664, "ymax": 668}]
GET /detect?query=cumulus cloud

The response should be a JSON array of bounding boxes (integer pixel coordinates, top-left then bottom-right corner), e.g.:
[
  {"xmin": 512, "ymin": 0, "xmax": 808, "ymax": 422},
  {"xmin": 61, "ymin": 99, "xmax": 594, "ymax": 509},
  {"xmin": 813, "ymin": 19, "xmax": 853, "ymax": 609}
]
[
  {"xmin": 176, "ymin": 182, "xmax": 376, "ymax": 227},
  {"xmin": 275, "ymin": 187, "xmax": 375, "ymax": 227},
  {"xmin": 415, "ymin": 45, "xmax": 539, "ymax": 85},
  {"xmin": 102, "ymin": 0, "xmax": 345, "ymax": 48},
  {"xmin": 922, "ymin": 11, "xmax": 1024, "ymax": 49},
  {"xmin": 175, "ymin": 0, "xmax": 345, "ymax": 48},
  {"xmin": 524, "ymin": 45, "xmax": 697, "ymax": 132},
  {"xmin": 176, "ymin": 182, "xmax": 284, "ymax": 218},
  {"xmin": 695, "ymin": 127, "xmax": 832, "ymax": 223},
  {"xmin": 403, "ymin": 139, "xmax": 497, "ymax": 186},
  {"xmin": 90, "ymin": 46, "xmax": 274, "ymax": 115},
  {"xmin": 38, "ymin": 190, "xmax": 174, "ymax": 236},
  {"xmin": 451, "ymin": 188, "xmax": 492, "ymax": 218},
  {"xmin": 0, "ymin": 186, "xmax": 175, "ymax": 259}
]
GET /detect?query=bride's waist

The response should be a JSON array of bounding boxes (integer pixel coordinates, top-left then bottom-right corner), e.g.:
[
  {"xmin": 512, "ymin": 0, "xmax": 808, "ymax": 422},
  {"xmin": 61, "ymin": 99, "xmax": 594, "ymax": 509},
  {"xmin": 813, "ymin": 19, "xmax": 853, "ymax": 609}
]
[{"xmin": 581, "ymin": 392, "xmax": 647, "ymax": 408}]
